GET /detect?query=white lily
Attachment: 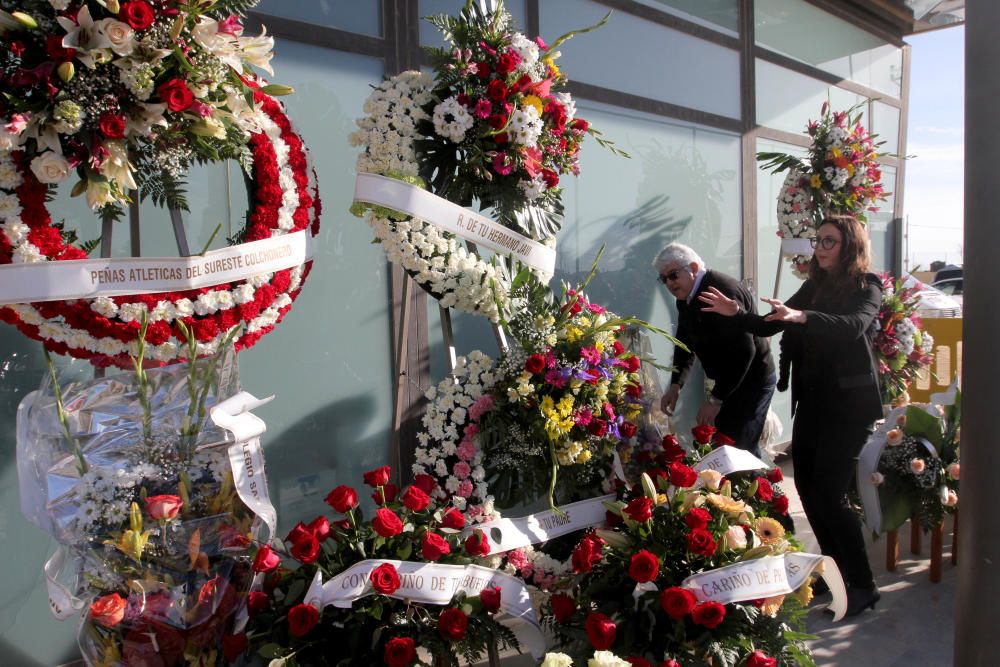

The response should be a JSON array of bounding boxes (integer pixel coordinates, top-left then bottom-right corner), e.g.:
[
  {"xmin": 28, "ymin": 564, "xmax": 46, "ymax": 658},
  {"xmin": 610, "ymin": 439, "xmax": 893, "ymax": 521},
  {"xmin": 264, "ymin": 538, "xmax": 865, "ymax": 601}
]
[
  {"xmin": 237, "ymin": 27, "xmax": 275, "ymax": 75},
  {"xmin": 57, "ymin": 5, "xmax": 112, "ymax": 68}
]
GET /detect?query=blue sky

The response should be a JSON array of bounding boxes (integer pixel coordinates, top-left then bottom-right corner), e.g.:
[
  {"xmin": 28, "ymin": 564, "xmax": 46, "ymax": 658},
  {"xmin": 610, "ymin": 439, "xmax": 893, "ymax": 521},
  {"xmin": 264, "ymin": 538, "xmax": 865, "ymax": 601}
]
[{"xmin": 903, "ymin": 25, "xmax": 964, "ymax": 270}]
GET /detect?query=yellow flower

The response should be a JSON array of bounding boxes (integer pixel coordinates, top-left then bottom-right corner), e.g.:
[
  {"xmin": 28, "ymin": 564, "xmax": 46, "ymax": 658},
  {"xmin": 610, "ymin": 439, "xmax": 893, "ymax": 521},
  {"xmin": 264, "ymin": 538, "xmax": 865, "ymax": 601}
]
[
  {"xmin": 565, "ymin": 326, "xmax": 583, "ymax": 343},
  {"xmin": 847, "ymin": 163, "xmax": 855, "ymax": 177},
  {"xmin": 755, "ymin": 517, "xmax": 786, "ymax": 545},
  {"xmin": 543, "ymin": 57, "xmax": 560, "ymax": 78},
  {"xmin": 522, "ymin": 95, "xmax": 544, "ymax": 116},
  {"xmin": 556, "ymin": 395, "xmax": 575, "ymax": 418},
  {"xmin": 706, "ymin": 492, "xmax": 749, "ymax": 516},
  {"xmin": 809, "ymin": 174, "xmax": 822, "ymax": 188},
  {"xmin": 577, "ymin": 448, "xmax": 592, "ymax": 463},
  {"xmin": 831, "ymin": 147, "xmax": 842, "ymax": 158},
  {"xmin": 541, "ymin": 396, "xmax": 555, "ymax": 413},
  {"xmin": 760, "ymin": 594, "xmax": 786, "ymax": 617}
]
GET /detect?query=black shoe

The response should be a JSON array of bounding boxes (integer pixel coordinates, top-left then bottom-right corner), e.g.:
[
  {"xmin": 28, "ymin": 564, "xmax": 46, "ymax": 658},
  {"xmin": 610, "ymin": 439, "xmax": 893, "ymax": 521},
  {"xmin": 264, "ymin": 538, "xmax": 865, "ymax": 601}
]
[{"xmin": 845, "ymin": 586, "xmax": 880, "ymax": 617}]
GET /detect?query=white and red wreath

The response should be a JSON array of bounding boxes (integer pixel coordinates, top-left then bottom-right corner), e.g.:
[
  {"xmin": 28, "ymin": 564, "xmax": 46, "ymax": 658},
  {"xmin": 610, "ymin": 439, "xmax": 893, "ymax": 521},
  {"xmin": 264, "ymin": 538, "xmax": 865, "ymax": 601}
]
[{"xmin": 0, "ymin": 93, "xmax": 321, "ymax": 368}]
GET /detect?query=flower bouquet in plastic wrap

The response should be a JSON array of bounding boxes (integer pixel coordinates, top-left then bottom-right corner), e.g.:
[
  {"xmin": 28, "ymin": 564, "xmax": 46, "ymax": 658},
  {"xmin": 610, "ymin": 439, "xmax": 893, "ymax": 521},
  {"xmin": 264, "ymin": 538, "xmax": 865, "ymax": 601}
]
[
  {"xmin": 874, "ymin": 273, "xmax": 935, "ymax": 407},
  {"xmin": 17, "ymin": 323, "xmax": 271, "ymax": 666}
]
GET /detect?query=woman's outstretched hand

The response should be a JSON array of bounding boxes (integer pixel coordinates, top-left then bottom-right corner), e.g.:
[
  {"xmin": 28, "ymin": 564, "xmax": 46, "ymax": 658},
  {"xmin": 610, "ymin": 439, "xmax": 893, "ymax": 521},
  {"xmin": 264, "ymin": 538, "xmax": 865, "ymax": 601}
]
[
  {"xmin": 698, "ymin": 287, "xmax": 740, "ymax": 316},
  {"xmin": 760, "ymin": 297, "xmax": 807, "ymax": 324}
]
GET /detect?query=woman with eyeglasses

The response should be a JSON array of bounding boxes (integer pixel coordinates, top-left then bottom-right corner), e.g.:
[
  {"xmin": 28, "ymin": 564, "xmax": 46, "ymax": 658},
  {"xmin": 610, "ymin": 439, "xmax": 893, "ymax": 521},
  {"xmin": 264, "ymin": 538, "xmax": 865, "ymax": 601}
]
[{"xmin": 699, "ymin": 215, "xmax": 883, "ymax": 617}]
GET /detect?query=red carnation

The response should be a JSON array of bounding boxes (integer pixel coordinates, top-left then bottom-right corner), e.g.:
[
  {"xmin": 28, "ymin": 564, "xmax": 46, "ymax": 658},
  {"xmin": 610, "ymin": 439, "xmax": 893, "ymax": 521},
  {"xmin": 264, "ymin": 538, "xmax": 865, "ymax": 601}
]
[
  {"xmin": 628, "ymin": 550, "xmax": 660, "ymax": 583},
  {"xmin": 623, "ymin": 497, "xmax": 654, "ymax": 522},
  {"xmin": 747, "ymin": 650, "xmax": 777, "ymax": 667},
  {"xmin": 571, "ymin": 118, "xmax": 590, "ymax": 132},
  {"xmin": 370, "ymin": 562, "xmax": 401, "ymax": 595},
  {"xmin": 524, "ymin": 353, "xmax": 546, "ymax": 374},
  {"xmin": 691, "ymin": 601, "xmax": 726, "ymax": 628},
  {"xmin": 684, "ymin": 507, "xmax": 712, "ymax": 530},
  {"xmin": 584, "ymin": 612, "xmax": 617, "ymax": 650},
  {"xmin": 157, "ymin": 78, "xmax": 194, "ymax": 112},
  {"xmin": 383, "ymin": 636, "xmax": 415, "ymax": 667},
  {"xmin": 421, "ymin": 532, "xmax": 451, "ymax": 561},
  {"xmin": 120, "ymin": 1, "xmax": 156, "ymax": 30},
  {"xmin": 755, "ymin": 477, "xmax": 774, "ymax": 502},
  {"xmin": 438, "ymin": 607, "xmax": 469, "ymax": 641},
  {"xmin": 441, "ymin": 507, "xmax": 465, "ymax": 530},
  {"xmin": 668, "ymin": 462, "xmax": 698, "ymax": 488},
  {"xmin": 541, "ymin": 168, "xmax": 559, "ymax": 189},
  {"xmin": 363, "ymin": 466, "xmax": 391, "ymax": 487},
  {"xmin": 287, "ymin": 603, "xmax": 319, "ymax": 637},
  {"xmin": 691, "ymin": 424, "xmax": 717, "ymax": 445},
  {"xmin": 480, "ymin": 585, "xmax": 502, "ymax": 613},
  {"xmin": 325, "ymin": 485, "xmax": 358, "ymax": 513},
  {"xmin": 550, "ymin": 593, "xmax": 576, "ymax": 623},
  {"xmin": 464, "ymin": 529, "xmax": 491, "ymax": 557},
  {"xmin": 660, "ymin": 586, "xmax": 697, "ymax": 620},
  {"xmin": 686, "ymin": 528, "xmax": 717, "ymax": 557},
  {"xmin": 373, "ymin": 508, "xmax": 404, "ymax": 537},
  {"xmin": 402, "ymin": 485, "xmax": 431, "ymax": 511},
  {"xmin": 495, "ymin": 51, "xmax": 522, "ymax": 76}
]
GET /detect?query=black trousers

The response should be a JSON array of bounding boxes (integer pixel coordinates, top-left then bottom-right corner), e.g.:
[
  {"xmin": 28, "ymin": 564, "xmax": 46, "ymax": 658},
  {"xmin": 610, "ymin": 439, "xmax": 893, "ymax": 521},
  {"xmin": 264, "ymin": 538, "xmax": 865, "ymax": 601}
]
[
  {"xmin": 715, "ymin": 372, "xmax": 776, "ymax": 458},
  {"xmin": 791, "ymin": 402, "xmax": 875, "ymax": 589}
]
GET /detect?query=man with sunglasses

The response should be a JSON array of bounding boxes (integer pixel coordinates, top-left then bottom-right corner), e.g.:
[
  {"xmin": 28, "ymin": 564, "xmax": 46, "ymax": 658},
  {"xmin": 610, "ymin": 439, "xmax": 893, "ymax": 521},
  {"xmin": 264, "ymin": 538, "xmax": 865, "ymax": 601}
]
[{"xmin": 653, "ymin": 242, "xmax": 776, "ymax": 456}]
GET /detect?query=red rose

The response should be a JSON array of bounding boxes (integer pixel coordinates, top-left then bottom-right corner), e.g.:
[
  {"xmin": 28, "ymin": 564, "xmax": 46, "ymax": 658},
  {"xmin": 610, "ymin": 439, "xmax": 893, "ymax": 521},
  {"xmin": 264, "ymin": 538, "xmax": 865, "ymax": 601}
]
[
  {"xmin": 421, "ymin": 532, "xmax": 451, "ymax": 561},
  {"xmin": 98, "ymin": 111, "xmax": 127, "ymax": 140},
  {"xmin": 252, "ymin": 545, "xmax": 281, "ymax": 573},
  {"xmin": 45, "ymin": 34, "xmax": 74, "ymax": 62},
  {"xmin": 550, "ymin": 593, "xmax": 576, "ymax": 623},
  {"xmin": 584, "ymin": 612, "xmax": 617, "ymax": 650},
  {"xmin": 325, "ymin": 485, "xmax": 358, "ymax": 513},
  {"xmin": 383, "ymin": 636, "xmax": 415, "ymax": 667},
  {"xmin": 571, "ymin": 533, "xmax": 605, "ymax": 573},
  {"xmin": 714, "ymin": 432, "xmax": 735, "ymax": 447},
  {"xmin": 364, "ymin": 466, "xmax": 391, "ymax": 487},
  {"xmin": 624, "ymin": 497, "xmax": 654, "ymax": 522},
  {"xmin": 624, "ymin": 355, "xmax": 641, "ymax": 372},
  {"xmin": 488, "ymin": 113, "xmax": 508, "ymax": 130},
  {"xmin": 413, "ymin": 474, "xmax": 437, "ymax": 494},
  {"xmin": 686, "ymin": 528, "xmax": 717, "ymax": 557},
  {"xmin": 495, "ymin": 51, "xmax": 522, "ymax": 76},
  {"xmin": 221, "ymin": 633, "xmax": 248, "ymax": 663},
  {"xmin": 773, "ymin": 494, "xmax": 790, "ymax": 515},
  {"xmin": 588, "ymin": 417, "xmax": 608, "ymax": 437},
  {"xmin": 247, "ymin": 591, "xmax": 269, "ymax": 614},
  {"xmin": 402, "ymin": 486, "xmax": 431, "ymax": 512},
  {"xmin": 755, "ymin": 477, "xmax": 774, "ymax": 502},
  {"xmin": 464, "ymin": 529, "xmax": 491, "ymax": 556},
  {"xmin": 668, "ymin": 462, "xmax": 698, "ymax": 488},
  {"xmin": 747, "ymin": 650, "xmax": 777, "ymax": 667},
  {"xmin": 373, "ymin": 483, "xmax": 400, "ymax": 505},
  {"xmin": 524, "ymin": 353, "xmax": 546, "ymax": 374},
  {"xmin": 487, "ymin": 79, "xmax": 508, "ymax": 102},
  {"xmin": 660, "ymin": 434, "xmax": 686, "ymax": 463},
  {"xmin": 287, "ymin": 603, "xmax": 320, "ymax": 637},
  {"xmin": 479, "ymin": 585, "xmax": 502, "ymax": 613},
  {"xmin": 571, "ymin": 118, "xmax": 590, "ymax": 132},
  {"xmin": 285, "ymin": 522, "xmax": 310, "ymax": 545},
  {"xmin": 659, "ymin": 587, "xmax": 696, "ymax": 620},
  {"xmin": 438, "ymin": 607, "xmax": 469, "ymax": 641},
  {"xmin": 620, "ymin": 422, "xmax": 638, "ymax": 439},
  {"xmin": 89, "ymin": 593, "xmax": 126, "ymax": 628},
  {"xmin": 628, "ymin": 550, "xmax": 660, "ymax": 583},
  {"xmin": 120, "ymin": 1, "xmax": 156, "ymax": 30},
  {"xmin": 628, "ymin": 659, "xmax": 652, "ymax": 667},
  {"xmin": 475, "ymin": 61, "xmax": 491, "ymax": 78},
  {"xmin": 684, "ymin": 507, "xmax": 711, "ymax": 530},
  {"xmin": 660, "ymin": 661, "xmax": 681, "ymax": 667},
  {"xmin": 691, "ymin": 601, "xmax": 726, "ymax": 628},
  {"xmin": 144, "ymin": 494, "xmax": 182, "ymax": 520},
  {"xmin": 373, "ymin": 508, "xmax": 404, "ymax": 537},
  {"xmin": 767, "ymin": 467, "xmax": 784, "ymax": 483},
  {"xmin": 157, "ymin": 78, "xmax": 194, "ymax": 112},
  {"xmin": 370, "ymin": 563, "xmax": 401, "ymax": 595},
  {"xmin": 307, "ymin": 516, "xmax": 332, "ymax": 541},
  {"xmin": 441, "ymin": 507, "xmax": 465, "ymax": 530},
  {"xmin": 290, "ymin": 533, "xmax": 320, "ymax": 564},
  {"xmin": 692, "ymin": 424, "xmax": 716, "ymax": 445}
]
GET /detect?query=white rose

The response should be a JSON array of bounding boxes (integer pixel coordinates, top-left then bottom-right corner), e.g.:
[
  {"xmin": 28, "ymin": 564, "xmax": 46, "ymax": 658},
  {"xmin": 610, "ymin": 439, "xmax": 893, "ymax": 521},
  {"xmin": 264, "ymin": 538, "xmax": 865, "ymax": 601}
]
[
  {"xmin": 724, "ymin": 525, "xmax": 748, "ymax": 550},
  {"xmin": 541, "ymin": 653, "xmax": 573, "ymax": 667},
  {"xmin": 30, "ymin": 152, "xmax": 71, "ymax": 184},
  {"xmin": 97, "ymin": 18, "xmax": 135, "ymax": 55},
  {"xmin": 589, "ymin": 651, "xmax": 631, "ymax": 667}
]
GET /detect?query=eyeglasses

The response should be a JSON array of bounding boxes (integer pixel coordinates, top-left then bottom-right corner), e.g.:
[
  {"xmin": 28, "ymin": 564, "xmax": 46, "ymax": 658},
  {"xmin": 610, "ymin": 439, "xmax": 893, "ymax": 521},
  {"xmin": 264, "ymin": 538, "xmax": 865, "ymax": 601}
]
[
  {"xmin": 810, "ymin": 236, "xmax": 841, "ymax": 250},
  {"xmin": 658, "ymin": 269, "xmax": 686, "ymax": 285}
]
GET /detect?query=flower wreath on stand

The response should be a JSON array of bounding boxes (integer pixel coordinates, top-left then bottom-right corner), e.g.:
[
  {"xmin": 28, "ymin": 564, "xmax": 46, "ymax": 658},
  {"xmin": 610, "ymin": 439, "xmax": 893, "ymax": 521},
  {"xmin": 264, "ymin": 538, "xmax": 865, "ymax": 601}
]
[
  {"xmin": 349, "ymin": 0, "xmax": 623, "ymax": 321},
  {"xmin": 0, "ymin": 0, "xmax": 321, "ymax": 367},
  {"xmin": 759, "ymin": 102, "xmax": 888, "ymax": 280},
  {"xmin": 874, "ymin": 273, "xmax": 934, "ymax": 407}
]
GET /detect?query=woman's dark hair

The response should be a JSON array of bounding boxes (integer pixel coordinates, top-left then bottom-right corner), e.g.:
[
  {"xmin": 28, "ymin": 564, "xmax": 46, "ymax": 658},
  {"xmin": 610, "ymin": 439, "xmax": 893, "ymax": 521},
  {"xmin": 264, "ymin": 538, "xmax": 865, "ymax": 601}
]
[{"xmin": 808, "ymin": 215, "xmax": 872, "ymax": 302}]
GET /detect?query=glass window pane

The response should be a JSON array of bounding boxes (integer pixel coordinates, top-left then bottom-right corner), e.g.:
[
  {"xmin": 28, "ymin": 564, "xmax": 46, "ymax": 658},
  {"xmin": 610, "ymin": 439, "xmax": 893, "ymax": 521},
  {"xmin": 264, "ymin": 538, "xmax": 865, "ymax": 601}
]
[
  {"xmin": 420, "ymin": 0, "xmax": 527, "ymax": 47},
  {"xmin": 755, "ymin": 0, "xmax": 902, "ymax": 98},
  {"xmin": 872, "ymin": 101, "xmax": 900, "ymax": 155},
  {"xmin": 756, "ymin": 59, "xmax": 867, "ymax": 135},
  {"xmin": 255, "ymin": 0, "xmax": 381, "ymax": 36},
  {"xmin": 540, "ymin": 0, "xmax": 740, "ymax": 119},
  {"xmin": 868, "ymin": 164, "xmax": 897, "ymax": 272},
  {"xmin": 631, "ymin": 0, "xmax": 739, "ymax": 36}
]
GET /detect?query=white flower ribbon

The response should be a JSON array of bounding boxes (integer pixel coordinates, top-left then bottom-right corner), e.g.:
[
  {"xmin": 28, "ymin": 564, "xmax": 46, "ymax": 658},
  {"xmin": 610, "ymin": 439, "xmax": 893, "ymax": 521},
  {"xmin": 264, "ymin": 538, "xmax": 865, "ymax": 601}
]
[
  {"xmin": 211, "ymin": 391, "xmax": 278, "ymax": 540},
  {"xmin": 470, "ymin": 494, "xmax": 616, "ymax": 554},
  {"xmin": 693, "ymin": 445, "xmax": 769, "ymax": 480},
  {"xmin": 0, "ymin": 229, "xmax": 314, "ymax": 305},
  {"xmin": 352, "ymin": 172, "xmax": 556, "ymax": 274},
  {"xmin": 681, "ymin": 553, "xmax": 848, "ymax": 622},
  {"xmin": 303, "ymin": 559, "xmax": 545, "ymax": 658}
]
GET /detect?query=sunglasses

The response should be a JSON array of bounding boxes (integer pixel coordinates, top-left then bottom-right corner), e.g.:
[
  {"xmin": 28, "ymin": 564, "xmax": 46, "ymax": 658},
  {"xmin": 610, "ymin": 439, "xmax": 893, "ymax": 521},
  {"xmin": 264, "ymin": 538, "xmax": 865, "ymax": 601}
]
[
  {"xmin": 658, "ymin": 269, "xmax": 686, "ymax": 285},
  {"xmin": 810, "ymin": 236, "xmax": 840, "ymax": 250}
]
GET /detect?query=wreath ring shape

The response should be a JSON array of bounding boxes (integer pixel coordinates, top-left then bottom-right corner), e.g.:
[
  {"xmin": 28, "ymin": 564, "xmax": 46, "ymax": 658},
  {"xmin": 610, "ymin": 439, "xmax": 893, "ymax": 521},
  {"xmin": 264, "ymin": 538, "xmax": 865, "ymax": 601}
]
[
  {"xmin": 0, "ymin": 93, "xmax": 321, "ymax": 368},
  {"xmin": 776, "ymin": 169, "xmax": 816, "ymax": 280}
]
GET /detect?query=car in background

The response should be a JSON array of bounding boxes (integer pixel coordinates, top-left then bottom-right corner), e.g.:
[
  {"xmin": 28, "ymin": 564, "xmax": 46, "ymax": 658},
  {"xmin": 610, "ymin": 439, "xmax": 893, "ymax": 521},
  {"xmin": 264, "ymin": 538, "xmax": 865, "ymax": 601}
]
[
  {"xmin": 932, "ymin": 276, "xmax": 963, "ymax": 307},
  {"xmin": 902, "ymin": 274, "xmax": 962, "ymax": 318}
]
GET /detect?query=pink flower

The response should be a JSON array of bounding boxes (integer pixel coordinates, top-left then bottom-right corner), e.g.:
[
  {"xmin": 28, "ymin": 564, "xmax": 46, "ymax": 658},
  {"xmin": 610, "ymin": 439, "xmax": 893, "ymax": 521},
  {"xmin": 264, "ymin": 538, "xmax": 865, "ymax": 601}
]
[
  {"xmin": 521, "ymin": 146, "xmax": 543, "ymax": 177},
  {"xmin": 492, "ymin": 152, "xmax": 514, "ymax": 176},
  {"xmin": 5, "ymin": 113, "xmax": 28, "ymax": 135},
  {"xmin": 507, "ymin": 548, "xmax": 529, "ymax": 569},
  {"xmin": 544, "ymin": 370, "xmax": 567, "ymax": 388},
  {"xmin": 453, "ymin": 461, "xmax": 472, "ymax": 480},
  {"xmin": 469, "ymin": 395, "xmax": 495, "ymax": 421},
  {"xmin": 191, "ymin": 101, "xmax": 214, "ymax": 118},
  {"xmin": 473, "ymin": 99, "xmax": 492, "ymax": 119},
  {"xmin": 457, "ymin": 480, "xmax": 474, "ymax": 498},
  {"xmin": 947, "ymin": 463, "xmax": 960, "ymax": 480},
  {"xmin": 574, "ymin": 408, "xmax": 593, "ymax": 426},
  {"xmin": 580, "ymin": 347, "xmax": 601, "ymax": 365},
  {"xmin": 463, "ymin": 423, "xmax": 480, "ymax": 438},
  {"xmin": 910, "ymin": 459, "xmax": 926, "ymax": 474},
  {"xmin": 456, "ymin": 441, "xmax": 477, "ymax": 461},
  {"xmin": 587, "ymin": 302, "xmax": 606, "ymax": 315},
  {"xmin": 145, "ymin": 495, "xmax": 183, "ymax": 521},
  {"xmin": 218, "ymin": 15, "xmax": 244, "ymax": 35}
]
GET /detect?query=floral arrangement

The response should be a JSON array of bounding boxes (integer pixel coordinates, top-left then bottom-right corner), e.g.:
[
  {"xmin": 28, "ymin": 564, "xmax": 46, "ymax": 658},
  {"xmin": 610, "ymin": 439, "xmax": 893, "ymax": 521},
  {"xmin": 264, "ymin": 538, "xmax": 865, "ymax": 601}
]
[
  {"xmin": 0, "ymin": 1, "xmax": 321, "ymax": 367},
  {"xmin": 241, "ymin": 465, "xmax": 520, "ymax": 667},
  {"xmin": 540, "ymin": 453, "xmax": 815, "ymax": 667},
  {"xmin": 875, "ymin": 273, "xmax": 934, "ymax": 406},
  {"xmin": 759, "ymin": 102, "xmax": 888, "ymax": 280},
  {"xmin": 20, "ymin": 330, "xmax": 262, "ymax": 666},
  {"xmin": 350, "ymin": 0, "xmax": 621, "ymax": 320},
  {"xmin": 870, "ymin": 398, "xmax": 960, "ymax": 532}
]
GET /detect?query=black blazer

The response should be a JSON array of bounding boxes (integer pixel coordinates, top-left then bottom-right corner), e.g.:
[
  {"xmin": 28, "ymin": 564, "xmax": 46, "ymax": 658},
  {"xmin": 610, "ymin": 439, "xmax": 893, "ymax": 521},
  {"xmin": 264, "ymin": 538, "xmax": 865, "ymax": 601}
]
[
  {"xmin": 669, "ymin": 270, "xmax": 775, "ymax": 401},
  {"xmin": 735, "ymin": 272, "xmax": 884, "ymax": 426}
]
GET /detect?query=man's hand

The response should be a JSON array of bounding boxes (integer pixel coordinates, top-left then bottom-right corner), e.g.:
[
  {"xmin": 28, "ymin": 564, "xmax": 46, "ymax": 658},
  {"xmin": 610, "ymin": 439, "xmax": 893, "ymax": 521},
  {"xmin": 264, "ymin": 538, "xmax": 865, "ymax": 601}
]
[
  {"xmin": 696, "ymin": 400, "xmax": 721, "ymax": 426},
  {"xmin": 660, "ymin": 384, "xmax": 681, "ymax": 415}
]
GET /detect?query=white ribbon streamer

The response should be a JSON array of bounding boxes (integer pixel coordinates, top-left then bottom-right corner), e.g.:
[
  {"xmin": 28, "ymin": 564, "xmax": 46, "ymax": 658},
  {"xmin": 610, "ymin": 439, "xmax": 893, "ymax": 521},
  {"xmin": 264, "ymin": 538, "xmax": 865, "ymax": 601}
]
[
  {"xmin": 0, "ymin": 230, "xmax": 313, "ymax": 305},
  {"xmin": 211, "ymin": 392, "xmax": 278, "ymax": 540},
  {"xmin": 44, "ymin": 547, "xmax": 85, "ymax": 621},
  {"xmin": 471, "ymin": 494, "xmax": 616, "ymax": 554},
  {"xmin": 693, "ymin": 445, "xmax": 769, "ymax": 479},
  {"xmin": 303, "ymin": 559, "xmax": 545, "ymax": 658},
  {"xmin": 682, "ymin": 553, "xmax": 847, "ymax": 622},
  {"xmin": 353, "ymin": 173, "xmax": 556, "ymax": 273}
]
